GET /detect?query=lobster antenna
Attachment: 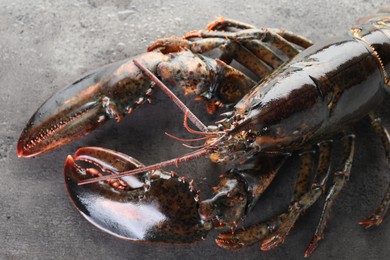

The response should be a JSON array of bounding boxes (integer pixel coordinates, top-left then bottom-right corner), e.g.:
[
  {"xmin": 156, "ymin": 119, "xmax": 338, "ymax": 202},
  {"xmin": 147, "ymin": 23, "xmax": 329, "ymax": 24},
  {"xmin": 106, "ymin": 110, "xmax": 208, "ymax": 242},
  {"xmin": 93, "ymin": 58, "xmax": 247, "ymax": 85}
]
[
  {"xmin": 182, "ymin": 132, "xmax": 228, "ymax": 149},
  {"xmin": 77, "ymin": 147, "xmax": 211, "ymax": 185},
  {"xmin": 133, "ymin": 59, "xmax": 208, "ymax": 132},
  {"xmin": 182, "ymin": 143, "xmax": 209, "ymax": 149},
  {"xmin": 183, "ymin": 110, "xmax": 223, "ymax": 135},
  {"xmin": 164, "ymin": 132, "xmax": 213, "ymax": 142}
]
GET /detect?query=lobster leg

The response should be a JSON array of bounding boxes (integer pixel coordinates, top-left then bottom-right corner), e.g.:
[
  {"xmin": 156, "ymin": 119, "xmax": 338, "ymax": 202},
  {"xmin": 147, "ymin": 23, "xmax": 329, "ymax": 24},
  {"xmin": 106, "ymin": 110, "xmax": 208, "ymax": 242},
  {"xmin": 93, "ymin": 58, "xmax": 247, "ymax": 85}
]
[
  {"xmin": 184, "ymin": 28, "xmax": 301, "ymax": 59},
  {"xmin": 186, "ymin": 18, "xmax": 312, "ymax": 73},
  {"xmin": 150, "ymin": 21, "xmax": 311, "ymax": 79},
  {"xmin": 215, "ymin": 212, "xmax": 287, "ymax": 250},
  {"xmin": 261, "ymin": 141, "xmax": 333, "ymax": 251},
  {"xmin": 359, "ymin": 114, "xmax": 390, "ymax": 228},
  {"xmin": 206, "ymin": 17, "xmax": 313, "ymax": 49},
  {"xmin": 207, "ymin": 17, "xmax": 257, "ymax": 31},
  {"xmin": 185, "ymin": 32, "xmax": 298, "ymax": 71},
  {"xmin": 199, "ymin": 155, "xmax": 288, "ymax": 230},
  {"xmin": 234, "ymin": 40, "xmax": 285, "ymax": 70},
  {"xmin": 305, "ymin": 134, "xmax": 356, "ymax": 257},
  {"xmin": 219, "ymin": 41, "xmax": 272, "ymax": 78},
  {"xmin": 214, "ymin": 149, "xmax": 313, "ymax": 249},
  {"xmin": 215, "ymin": 142, "xmax": 332, "ymax": 250},
  {"xmin": 149, "ymin": 35, "xmax": 286, "ymax": 78},
  {"xmin": 204, "ymin": 20, "xmax": 307, "ymax": 72},
  {"xmin": 292, "ymin": 148, "xmax": 317, "ymax": 200}
]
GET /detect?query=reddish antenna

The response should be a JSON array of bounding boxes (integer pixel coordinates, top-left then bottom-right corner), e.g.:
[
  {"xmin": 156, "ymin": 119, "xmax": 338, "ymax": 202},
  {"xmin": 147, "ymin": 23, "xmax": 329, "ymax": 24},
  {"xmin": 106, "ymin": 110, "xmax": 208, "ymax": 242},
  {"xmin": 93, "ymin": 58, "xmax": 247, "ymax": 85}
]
[{"xmin": 77, "ymin": 147, "xmax": 211, "ymax": 185}]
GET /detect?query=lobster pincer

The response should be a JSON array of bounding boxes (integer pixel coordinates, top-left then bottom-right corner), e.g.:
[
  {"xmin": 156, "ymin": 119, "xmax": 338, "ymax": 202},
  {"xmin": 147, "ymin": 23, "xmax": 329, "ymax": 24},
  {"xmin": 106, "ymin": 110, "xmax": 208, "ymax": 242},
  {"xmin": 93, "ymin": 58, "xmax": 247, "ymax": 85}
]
[
  {"xmin": 16, "ymin": 50, "xmax": 254, "ymax": 158},
  {"xmin": 64, "ymin": 146, "xmax": 208, "ymax": 243},
  {"xmin": 16, "ymin": 52, "xmax": 166, "ymax": 158}
]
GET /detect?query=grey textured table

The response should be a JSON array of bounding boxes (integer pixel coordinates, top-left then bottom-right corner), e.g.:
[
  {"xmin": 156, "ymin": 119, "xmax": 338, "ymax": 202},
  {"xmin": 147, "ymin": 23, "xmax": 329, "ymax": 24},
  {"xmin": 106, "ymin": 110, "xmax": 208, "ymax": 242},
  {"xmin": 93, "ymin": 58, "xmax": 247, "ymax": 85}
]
[{"xmin": 1, "ymin": 0, "xmax": 390, "ymax": 259}]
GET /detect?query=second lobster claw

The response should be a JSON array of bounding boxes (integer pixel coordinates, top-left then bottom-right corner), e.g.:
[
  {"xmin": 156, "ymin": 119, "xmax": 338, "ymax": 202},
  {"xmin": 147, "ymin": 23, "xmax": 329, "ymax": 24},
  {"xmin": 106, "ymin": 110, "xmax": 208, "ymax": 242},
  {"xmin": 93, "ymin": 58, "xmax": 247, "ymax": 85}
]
[{"xmin": 64, "ymin": 147, "xmax": 208, "ymax": 243}]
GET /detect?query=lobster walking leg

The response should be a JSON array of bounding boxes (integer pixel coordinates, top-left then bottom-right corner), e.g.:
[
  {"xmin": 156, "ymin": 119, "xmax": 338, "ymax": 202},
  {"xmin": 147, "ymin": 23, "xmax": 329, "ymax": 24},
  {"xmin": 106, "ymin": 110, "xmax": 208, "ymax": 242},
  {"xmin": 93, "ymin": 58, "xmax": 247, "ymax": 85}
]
[
  {"xmin": 149, "ymin": 33, "xmax": 293, "ymax": 78},
  {"xmin": 305, "ymin": 134, "xmax": 356, "ymax": 257},
  {"xmin": 151, "ymin": 37, "xmax": 272, "ymax": 78},
  {"xmin": 214, "ymin": 149, "xmax": 313, "ymax": 249},
  {"xmin": 215, "ymin": 142, "xmax": 331, "ymax": 250},
  {"xmin": 359, "ymin": 114, "xmax": 390, "ymax": 228},
  {"xmin": 236, "ymin": 40, "xmax": 285, "ymax": 70},
  {"xmin": 149, "ymin": 20, "xmax": 312, "ymax": 78},
  {"xmin": 199, "ymin": 155, "xmax": 288, "ymax": 230},
  {"xmin": 146, "ymin": 30, "xmax": 310, "ymax": 112},
  {"xmin": 215, "ymin": 212, "xmax": 287, "ymax": 250},
  {"xmin": 293, "ymin": 148, "xmax": 317, "ymax": 200},
  {"xmin": 184, "ymin": 28, "xmax": 301, "ymax": 59},
  {"xmin": 219, "ymin": 41, "xmax": 273, "ymax": 78},
  {"xmin": 260, "ymin": 148, "xmax": 317, "ymax": 251},
  {"xmin": 261, "ymin": 141, "xmax": 333, "ymax": 251},
  {"xmin": 204, "ymin": 18, "xmax": 286, "ymax": 70},
  {"xmin": 206, "ymin": 17, "xmax": 313, "ymax": 49},
  {"xmin": 207, "ymin": 17, "xmax": 257, "ymax": 31}
]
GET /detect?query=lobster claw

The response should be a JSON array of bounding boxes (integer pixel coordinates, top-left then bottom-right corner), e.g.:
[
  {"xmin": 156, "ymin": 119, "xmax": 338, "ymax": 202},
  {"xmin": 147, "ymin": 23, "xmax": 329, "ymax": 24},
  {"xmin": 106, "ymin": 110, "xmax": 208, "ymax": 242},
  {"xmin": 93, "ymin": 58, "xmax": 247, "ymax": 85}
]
[
  {"xmin": 64, "ymin": 147, "xmax": 208, "ymax": 243},
  {"xmin": 17, "ymin": 66, "xmax": 113, "ymax": 158},
  {"xmin": 17, "ymin": 53, "xmax": 167, "ymax": 158}
]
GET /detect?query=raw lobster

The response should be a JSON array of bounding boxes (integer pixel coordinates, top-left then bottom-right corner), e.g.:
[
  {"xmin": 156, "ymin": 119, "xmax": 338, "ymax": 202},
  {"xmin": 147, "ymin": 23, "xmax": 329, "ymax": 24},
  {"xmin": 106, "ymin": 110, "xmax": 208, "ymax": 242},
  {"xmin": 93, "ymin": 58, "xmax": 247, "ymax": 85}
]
[{"xmin": 17, "ymin": 8, "xmax": 390, "ymax": 257}]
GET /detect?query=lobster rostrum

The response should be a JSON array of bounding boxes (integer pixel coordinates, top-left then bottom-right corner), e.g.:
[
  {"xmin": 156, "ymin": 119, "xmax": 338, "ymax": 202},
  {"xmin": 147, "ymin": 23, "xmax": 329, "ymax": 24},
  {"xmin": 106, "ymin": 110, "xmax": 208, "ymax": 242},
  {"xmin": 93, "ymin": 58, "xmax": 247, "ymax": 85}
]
[{"xmin": 17, "ymin": 8, "xmax": 390, "ymax": 257}]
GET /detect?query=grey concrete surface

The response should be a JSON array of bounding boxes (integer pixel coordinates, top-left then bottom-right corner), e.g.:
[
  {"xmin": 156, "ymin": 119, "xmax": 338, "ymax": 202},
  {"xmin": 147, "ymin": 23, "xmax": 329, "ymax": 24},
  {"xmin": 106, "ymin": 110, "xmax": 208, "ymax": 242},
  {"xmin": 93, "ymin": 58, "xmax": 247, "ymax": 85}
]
[{"xmin": 1, "ymin": 0, "xmax": 390, "ymax": 259}]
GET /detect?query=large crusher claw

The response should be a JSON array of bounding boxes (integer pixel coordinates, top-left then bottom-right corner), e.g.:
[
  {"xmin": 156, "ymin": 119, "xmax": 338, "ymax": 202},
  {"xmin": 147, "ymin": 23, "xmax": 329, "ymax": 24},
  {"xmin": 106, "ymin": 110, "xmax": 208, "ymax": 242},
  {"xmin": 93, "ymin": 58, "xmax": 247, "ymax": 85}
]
[{"xmin": 64, "ymin": 147, "xmax": 208, "ymax": 243}]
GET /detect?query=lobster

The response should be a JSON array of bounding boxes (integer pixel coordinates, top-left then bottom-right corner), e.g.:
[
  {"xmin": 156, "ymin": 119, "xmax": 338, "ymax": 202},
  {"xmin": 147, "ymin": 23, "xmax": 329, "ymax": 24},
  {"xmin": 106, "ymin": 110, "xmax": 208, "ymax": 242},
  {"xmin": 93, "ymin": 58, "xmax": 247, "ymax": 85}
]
[{"xmin": 17, "ymin": 8, "xmax": 390, "ymax": 257}]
